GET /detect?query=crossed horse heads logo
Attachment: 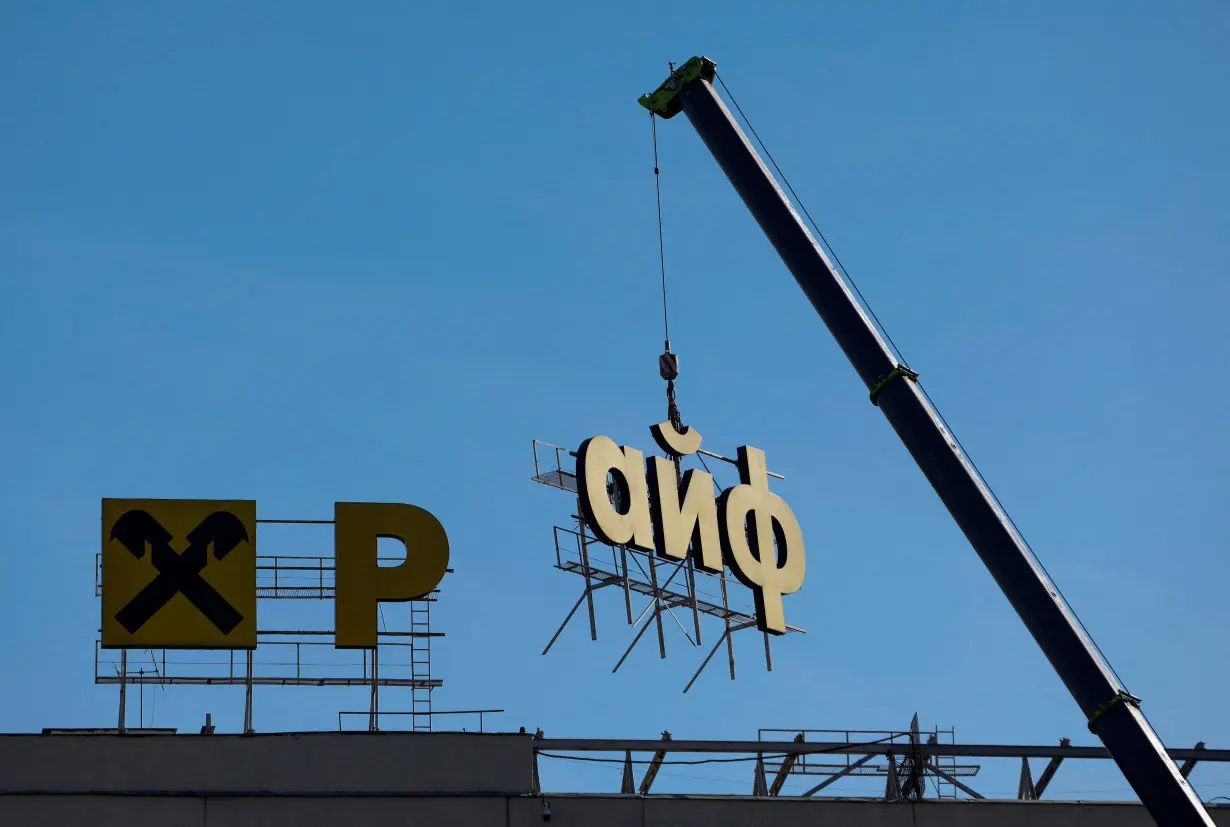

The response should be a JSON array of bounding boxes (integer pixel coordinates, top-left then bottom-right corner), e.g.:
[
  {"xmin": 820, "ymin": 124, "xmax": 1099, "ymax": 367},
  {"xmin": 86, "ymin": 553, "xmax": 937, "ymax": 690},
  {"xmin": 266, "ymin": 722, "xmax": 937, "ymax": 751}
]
[{"xmin": 110, "ymin": 509, "xmax": 250, "ymax": 635}]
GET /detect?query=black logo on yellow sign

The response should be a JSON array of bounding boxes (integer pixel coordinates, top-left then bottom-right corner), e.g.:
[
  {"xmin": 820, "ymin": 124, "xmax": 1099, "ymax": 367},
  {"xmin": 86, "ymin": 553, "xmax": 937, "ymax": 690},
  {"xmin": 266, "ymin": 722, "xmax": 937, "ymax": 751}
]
[
  {"xmin": 101, "ymin": 499, "xmax": 257, "ymax": 649},
  {"xmin": 111, "ymin": 510, "xmax": 248, "ymax": 635}
]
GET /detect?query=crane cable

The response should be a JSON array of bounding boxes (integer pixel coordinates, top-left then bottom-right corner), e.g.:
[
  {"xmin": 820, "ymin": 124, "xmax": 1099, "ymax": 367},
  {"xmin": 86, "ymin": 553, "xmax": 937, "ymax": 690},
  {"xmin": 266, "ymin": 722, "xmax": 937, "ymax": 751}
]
[
  {"xmin": 650, "ymin": 103, "xmax": 683, "ymax": 434},
  {"xmin": 652, "ymin": 111, "xmax": 670, "ymax": 355},
  {"xmin": 712, "ymin": 72, "xmax": 1132, "ymax": 696}
]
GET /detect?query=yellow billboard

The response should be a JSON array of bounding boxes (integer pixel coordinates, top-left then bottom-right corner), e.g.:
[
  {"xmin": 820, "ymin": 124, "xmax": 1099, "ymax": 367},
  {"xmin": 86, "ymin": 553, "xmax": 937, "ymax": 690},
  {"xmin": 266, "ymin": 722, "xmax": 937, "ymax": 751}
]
[{"xmin": 101, "ymin": 499, "xmax": 257, "ymax": 649}]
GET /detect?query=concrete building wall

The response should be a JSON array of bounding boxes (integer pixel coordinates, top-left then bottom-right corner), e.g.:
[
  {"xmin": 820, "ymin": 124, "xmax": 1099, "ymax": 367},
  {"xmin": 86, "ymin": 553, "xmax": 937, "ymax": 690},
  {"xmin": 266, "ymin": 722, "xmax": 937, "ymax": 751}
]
[
  {"xmin": 3, "ymin": 795, "xmax": 1228, "ymax": 827},
  {"xmin": 0, "ymin": 732, "xmax": 533, "ymax": 795},
  {"xmin": 0, "ymin": 733, "xmax": 1225, "ymax": 827}
]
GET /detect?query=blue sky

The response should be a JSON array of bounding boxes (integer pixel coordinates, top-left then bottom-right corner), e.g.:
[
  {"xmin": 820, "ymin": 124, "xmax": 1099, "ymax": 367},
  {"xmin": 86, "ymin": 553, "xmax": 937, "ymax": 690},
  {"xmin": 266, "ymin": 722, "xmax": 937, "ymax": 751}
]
[{"xmin": 2, "ymin": 0, "xmax": 1228, "ymax": 803}]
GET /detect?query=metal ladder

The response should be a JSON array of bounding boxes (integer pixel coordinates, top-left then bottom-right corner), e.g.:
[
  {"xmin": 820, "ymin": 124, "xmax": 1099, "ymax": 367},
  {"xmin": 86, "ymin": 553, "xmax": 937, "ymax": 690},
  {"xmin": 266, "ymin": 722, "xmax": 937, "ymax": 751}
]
[{"xmin": 410, "ymin": 597, "xmax": 433, "ymax": 732}]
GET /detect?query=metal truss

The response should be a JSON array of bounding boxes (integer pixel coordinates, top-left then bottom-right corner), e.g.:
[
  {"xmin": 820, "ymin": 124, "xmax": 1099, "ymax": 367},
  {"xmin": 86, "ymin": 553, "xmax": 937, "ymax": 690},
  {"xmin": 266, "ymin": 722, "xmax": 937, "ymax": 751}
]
[
  {"xmin": 96, "ymin": 533, "xmax": 449, "ymax": 734},
  {"xmin": 534, "ymin": 723, "xmax": 1230, "ymax": 801}
]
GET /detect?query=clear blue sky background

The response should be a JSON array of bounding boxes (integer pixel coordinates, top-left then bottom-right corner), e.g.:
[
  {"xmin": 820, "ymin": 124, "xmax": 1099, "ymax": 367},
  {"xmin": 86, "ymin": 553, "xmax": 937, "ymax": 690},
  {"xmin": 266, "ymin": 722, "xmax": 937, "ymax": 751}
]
[{"xmin": 1, "ymin": 0, "xmax": 1227, "ymax": 803}]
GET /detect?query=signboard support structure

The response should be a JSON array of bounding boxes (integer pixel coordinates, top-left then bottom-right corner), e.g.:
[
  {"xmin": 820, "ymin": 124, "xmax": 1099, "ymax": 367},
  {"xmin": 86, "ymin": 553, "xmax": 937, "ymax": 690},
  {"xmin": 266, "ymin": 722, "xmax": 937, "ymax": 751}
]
[
  {"xmin": 243, "ymin": 651, "xmax": 254, "ymax": 735},
  {"xmin": 531, "ymin": 440, "xmax": 804, "ymax": 692},
  {"xmin": 368, "ymin": 647, "xmax": 379, "ymax": 732},
  {"xmin": 95, "ymin": 542, "xmax": 450, "ymax": 733},
  {"xmin": 117, "ymin": 649, "xmax": 127, "ymax": 734},
  {"xmin": 536, "ymin": 724, "xmax": 1226, "ymax": 800}
]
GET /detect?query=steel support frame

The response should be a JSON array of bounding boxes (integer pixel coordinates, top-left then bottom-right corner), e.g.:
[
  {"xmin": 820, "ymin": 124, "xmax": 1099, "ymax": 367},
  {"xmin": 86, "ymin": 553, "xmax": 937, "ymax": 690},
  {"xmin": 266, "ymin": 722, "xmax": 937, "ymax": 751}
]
[
  {"xmin": 1022, "ymin": 737, "xmax": 1070, "ymax": 800},
  {"xmin": 666, "ymin": 64, "xmax": 1211, "ymax": 824},
  {"xmin": 801, "ymin": 753, "xmax": 877, "ymax": 796},
  {"xmin": 925, "ymin": 761, "xmax": 985, "ymax": 800},
  {"xmin": 541, "ymin": 579, "xmax": 621, "ymax": 655},
  {"xmin": 682, "ymin": 620, "xmax": 755, "ymax": 693},
  {"xmin": 243, "ymin": 650, "xmax": 254, "ymax": 734},
  {"xmin": 769, "ymin": 733, "xmax": 805, "ymax": 795},
  {"xmin": 639, "ymin": 731, "xmax": 672, "ymax": 795},
  {"xmin": 1181, "ymin": 742, "xmax": 1207, "ymax": 779},
  {"xmin": 536, "ymin": 738, "xmax": 1230, "ymax": 763}
]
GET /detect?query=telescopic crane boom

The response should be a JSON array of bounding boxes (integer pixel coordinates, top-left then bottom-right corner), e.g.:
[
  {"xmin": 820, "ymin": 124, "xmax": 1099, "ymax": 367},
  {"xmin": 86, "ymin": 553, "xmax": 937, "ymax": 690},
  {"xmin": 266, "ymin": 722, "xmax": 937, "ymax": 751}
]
[{"xmin": 638, "ymin": 56, "xmax": 1213, "ymax": 825}]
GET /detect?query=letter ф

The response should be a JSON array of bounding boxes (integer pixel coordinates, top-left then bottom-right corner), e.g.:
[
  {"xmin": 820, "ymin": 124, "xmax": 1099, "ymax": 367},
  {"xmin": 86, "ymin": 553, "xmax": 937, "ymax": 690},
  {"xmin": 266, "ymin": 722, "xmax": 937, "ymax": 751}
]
[{"xmin": 717, "ymin": 446, "xmax": 805, "ymax": 635}]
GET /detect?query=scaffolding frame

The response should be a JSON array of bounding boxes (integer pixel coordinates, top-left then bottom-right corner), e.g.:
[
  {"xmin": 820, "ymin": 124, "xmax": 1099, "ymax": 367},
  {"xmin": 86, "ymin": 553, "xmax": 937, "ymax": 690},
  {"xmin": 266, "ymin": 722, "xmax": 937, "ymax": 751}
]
[
  {"xmin": 759, "ymin": 715, "xmax": 975, "ymax": 800},
  {"xmin": 96, "ymin": 527, "xmax": 449, "ymax": 734},
  {"xmin": 534, "ymin": 728, "xmax": 1229, "ymax": 801}
]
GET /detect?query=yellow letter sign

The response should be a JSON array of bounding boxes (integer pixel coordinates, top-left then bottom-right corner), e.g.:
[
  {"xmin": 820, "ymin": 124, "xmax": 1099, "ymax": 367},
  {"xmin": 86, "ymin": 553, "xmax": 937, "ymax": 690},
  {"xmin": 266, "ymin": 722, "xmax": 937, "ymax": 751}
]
[{"xmin": 334, "ymin": 502, "xmax": 450, "ymax": 648}]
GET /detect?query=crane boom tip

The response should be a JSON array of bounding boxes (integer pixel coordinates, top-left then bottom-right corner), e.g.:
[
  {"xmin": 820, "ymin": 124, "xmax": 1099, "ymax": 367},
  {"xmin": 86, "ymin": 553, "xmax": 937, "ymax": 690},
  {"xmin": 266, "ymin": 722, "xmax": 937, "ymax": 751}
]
[{"xmin": 637, "ymin": 56, "xmax": 716, "ymax": 118}]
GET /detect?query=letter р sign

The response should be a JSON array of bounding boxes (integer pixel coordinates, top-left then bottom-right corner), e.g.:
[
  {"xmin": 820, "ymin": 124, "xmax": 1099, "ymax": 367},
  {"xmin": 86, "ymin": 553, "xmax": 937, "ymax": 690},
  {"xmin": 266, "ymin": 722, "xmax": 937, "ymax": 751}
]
[{"xmin": 100, "ymin": 499, "xmax": 450, "ymax": 650}]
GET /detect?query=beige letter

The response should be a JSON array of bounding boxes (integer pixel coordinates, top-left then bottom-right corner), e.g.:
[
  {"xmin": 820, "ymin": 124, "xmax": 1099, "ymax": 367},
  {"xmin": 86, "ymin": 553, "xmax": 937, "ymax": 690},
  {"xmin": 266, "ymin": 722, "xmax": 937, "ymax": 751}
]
[
  {"xmin": 718, "ymin": 447, "xmax": 805, "ymax": 635},
  {"xmin": 649, "ymin": 421, "xmax": 703, "ymax": 457},
  {"xmin": 647, "ymin": 456, "xmax": 722, "ymax": 572},
  {"xmin": 576, "ymin": 436, "xmax": 652, "ymax": 550},
  {"xmin": 334, "ymin": 502, "xmax": 449, "ymax": 648}
]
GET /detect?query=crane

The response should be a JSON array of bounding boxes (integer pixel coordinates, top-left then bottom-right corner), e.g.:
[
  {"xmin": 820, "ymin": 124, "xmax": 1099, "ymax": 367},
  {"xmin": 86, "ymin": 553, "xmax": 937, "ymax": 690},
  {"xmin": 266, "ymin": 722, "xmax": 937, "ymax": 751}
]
[{"xmin": 638, "ymin": 56, "xmax": 1213, "ymax": 825}]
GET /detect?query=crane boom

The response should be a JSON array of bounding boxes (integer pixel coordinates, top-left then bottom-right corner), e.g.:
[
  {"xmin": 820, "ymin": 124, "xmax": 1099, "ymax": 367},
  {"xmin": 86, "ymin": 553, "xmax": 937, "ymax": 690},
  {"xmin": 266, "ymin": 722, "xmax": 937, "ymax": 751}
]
[{"xmin": 639, "ymin": 56, "xmax": 1213, "ymax": 824}]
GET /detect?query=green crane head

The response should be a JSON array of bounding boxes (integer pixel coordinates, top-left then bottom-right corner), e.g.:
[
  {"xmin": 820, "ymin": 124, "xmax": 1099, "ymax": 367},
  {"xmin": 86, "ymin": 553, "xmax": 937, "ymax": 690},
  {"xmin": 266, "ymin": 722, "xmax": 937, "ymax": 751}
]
[{"xmin": 637, "ymin": 56, "xmax": 717, "ymax": 119}]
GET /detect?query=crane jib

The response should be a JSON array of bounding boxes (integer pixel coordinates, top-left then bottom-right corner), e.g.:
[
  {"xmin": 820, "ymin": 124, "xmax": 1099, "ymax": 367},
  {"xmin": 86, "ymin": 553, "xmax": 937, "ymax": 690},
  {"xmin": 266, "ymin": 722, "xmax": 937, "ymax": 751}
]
[{"xmin": 637, "ymin": 56, "xmax": 1214, "ymax": 826}]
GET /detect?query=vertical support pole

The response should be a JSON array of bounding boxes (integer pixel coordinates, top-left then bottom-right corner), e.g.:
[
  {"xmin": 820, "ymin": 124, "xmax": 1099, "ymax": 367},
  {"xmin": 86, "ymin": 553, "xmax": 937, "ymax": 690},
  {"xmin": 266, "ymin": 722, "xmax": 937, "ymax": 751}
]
[
  {"xmin": 685, "ymin": 556, "xmax": 701, "ymax": 645},
  {"xmin": 673, "ymin": 455, "xmax": 703, "ymax": 646},
  {"xmin": 576, "ymin": 506, "xmax": 598, "ymax": 641},
  {"xmin": 1018, "ymin": 756, "xmax": 1037, "ymax": 800},
  {"xmin": 369, "ymin": 646, "xmax": 380, "ymax": 732},
  {"xmin": 763, "ymin": 632, "xmax": 773, "ymax": 672},
  {"xmin": 646, "ymin": 549, "xmax": 667, "ymax": 659},
  {"xmin": 117, "ymin": 649, "xmax": 127, "ymax": 734},
  {"xmin": 620, "ymin": 545, "xmax": 633, "ymax": 624},
  {"xmin": 904, "ymin": 714, "xmax": 925, "ymax": 799},
  {"xmin": 243, "ymin": 650, "xmax": 254, "ymax": 735},
  {"xmin": 720, "ymin": 576, "xmax": 736, "ymax": 679},
  {"xmin": 753, "ymin": 754, "xmax": 769, "ymax": 796},
  {"xmin": 884, "ymin": 751, "xmax": 902, "ymax": 801},
  {"xmin": 621, "ymin": 750, "xmax": 637, "ymax": 794}
]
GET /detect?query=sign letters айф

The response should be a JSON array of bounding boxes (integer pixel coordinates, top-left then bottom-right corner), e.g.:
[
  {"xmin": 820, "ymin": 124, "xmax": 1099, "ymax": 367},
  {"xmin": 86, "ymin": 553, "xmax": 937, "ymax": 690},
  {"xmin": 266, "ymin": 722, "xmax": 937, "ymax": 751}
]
[{"xmin": 577, "ymin": 422, "xmax": 806, "ymax": 635}]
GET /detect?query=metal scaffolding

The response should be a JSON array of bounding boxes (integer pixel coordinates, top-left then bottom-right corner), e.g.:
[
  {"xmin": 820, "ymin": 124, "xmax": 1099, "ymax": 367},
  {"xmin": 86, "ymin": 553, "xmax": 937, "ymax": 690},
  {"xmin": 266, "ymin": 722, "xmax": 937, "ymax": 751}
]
[
  {"xmin": 95, "ymin": 522, "xmax": 452, "ymax": 734},
  {"xmin": 533, "ymin": 724, "xmax": 1229, "ymax": 801}
]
